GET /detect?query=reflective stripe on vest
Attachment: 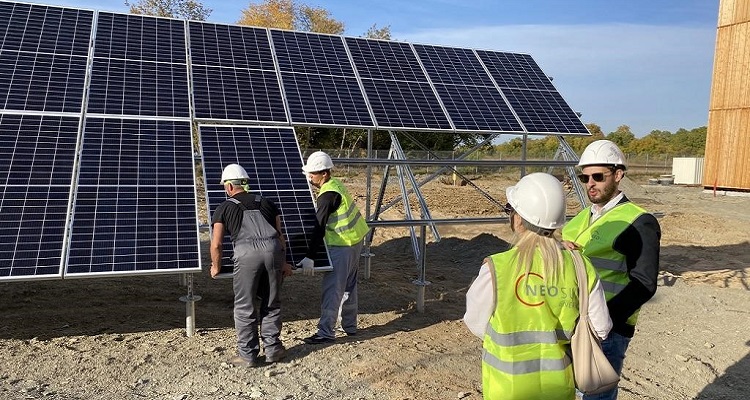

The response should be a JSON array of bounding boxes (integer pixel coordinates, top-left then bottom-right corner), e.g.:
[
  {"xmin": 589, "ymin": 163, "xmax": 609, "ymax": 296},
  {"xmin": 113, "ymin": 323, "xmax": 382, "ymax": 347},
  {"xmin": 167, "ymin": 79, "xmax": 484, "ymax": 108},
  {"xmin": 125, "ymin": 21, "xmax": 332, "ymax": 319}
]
[
  {"xmin": 562, "ymin": 202, "xmax": 646, "ymax": 326},
  {"xmin": 486, "ymin": 325, "xmax": 574, "ymax": 346},
  {"xmin": 482, "ymin": 350, "xmax": 572, "ymax": 375},
  {"xmin": 319, "ymin": 177, "xmax": 369, "ymax": 246}
]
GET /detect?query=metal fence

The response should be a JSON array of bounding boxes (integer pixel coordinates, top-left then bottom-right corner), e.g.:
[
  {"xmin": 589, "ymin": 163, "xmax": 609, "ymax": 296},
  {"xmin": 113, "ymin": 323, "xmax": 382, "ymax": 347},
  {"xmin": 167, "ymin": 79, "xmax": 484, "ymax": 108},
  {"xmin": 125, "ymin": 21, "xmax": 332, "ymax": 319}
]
[{"xmin": 303, "ymin": 149, "xmax": 683, "ymax": 177}]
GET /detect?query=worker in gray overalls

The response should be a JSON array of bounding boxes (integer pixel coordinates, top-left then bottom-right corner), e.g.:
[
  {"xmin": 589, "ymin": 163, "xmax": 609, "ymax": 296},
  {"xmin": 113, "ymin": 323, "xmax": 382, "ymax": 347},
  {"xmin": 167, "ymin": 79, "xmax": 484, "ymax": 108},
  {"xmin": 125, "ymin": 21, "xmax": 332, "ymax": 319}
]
[{"xmin": 210, "ymin": 164, "xmax": 292, "ymax": 366}]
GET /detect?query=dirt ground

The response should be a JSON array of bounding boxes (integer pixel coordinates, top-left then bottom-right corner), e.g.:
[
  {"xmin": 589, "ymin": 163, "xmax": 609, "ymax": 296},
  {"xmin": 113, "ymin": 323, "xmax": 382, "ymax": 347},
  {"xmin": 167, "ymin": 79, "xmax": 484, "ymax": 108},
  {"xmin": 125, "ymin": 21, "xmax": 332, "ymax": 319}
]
[{"xmin": 1, "ymin": 175, "xmax": 749, "ymax": 400}]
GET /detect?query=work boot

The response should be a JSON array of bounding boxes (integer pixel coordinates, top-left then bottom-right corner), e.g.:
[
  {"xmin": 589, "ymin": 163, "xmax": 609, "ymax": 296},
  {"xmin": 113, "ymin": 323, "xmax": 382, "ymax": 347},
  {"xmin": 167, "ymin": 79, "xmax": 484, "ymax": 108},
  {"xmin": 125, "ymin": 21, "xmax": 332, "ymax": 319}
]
[
  {"xmin": 265, "ymin": 347, "xmax": 286, "ymax": 363},
  {"xmin": 227, "ymin": 355, "xmax": 259, "ymax": 368},
  {"xmin": 303, "ymin": 334, "xmax": 334, "ymax": 344}
]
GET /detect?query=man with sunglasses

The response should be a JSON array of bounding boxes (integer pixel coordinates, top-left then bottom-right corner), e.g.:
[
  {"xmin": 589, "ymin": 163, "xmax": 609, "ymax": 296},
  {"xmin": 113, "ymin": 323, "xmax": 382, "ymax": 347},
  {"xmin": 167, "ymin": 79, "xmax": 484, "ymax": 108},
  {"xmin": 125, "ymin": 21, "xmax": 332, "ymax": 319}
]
[{"xmin": 562, "ymin": 140, "xmax": 661, "ymax": 400}]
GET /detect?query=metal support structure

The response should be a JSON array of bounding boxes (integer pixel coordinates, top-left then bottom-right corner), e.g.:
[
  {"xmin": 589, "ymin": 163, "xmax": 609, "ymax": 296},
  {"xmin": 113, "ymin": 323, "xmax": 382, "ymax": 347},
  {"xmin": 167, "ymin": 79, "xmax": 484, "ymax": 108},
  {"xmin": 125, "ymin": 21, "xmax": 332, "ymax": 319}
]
[
  {"xmin": 377, "ymin": 133, "xmax": 500, "ymax": 213},
  {"xmin": 340, "ymin": 134, "xmax": 581, "ymax": 313},
  {"xmin": 391, "ymin": 139, "xmax": 421, "ymax": 262},
  {"xmin": 389, "ymin": 132, "xmax": 440, "ymax": 242},
  {"xmin": 179, "ymin": 273, "xmax": 202, "ymax": 337},
  {"xmin": 547, "ymin": 136, "xmax": 587, "ymax": 208},
  {"xmin": 363, "ymin": 129, "xmax": 374, "ymax": 279},
  {"xmin": 412, "ymin": 225, "xmax": 431, "ymax": 313}
]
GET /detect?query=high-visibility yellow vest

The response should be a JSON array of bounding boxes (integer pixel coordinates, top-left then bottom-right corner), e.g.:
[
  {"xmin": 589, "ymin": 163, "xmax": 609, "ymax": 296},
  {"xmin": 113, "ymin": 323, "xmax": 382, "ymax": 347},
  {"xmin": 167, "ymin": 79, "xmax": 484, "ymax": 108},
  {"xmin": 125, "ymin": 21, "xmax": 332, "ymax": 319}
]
[
  {"xmin": 319, "ymin": 177, "xmax": 369, "ymax": 246},
  {"xmin": 561, "ymin": 202, "xmax": 645, "ymax": 327},
  {"xmin": 482, "ymin": 249, "xmax": 597, "ymax": 400}
]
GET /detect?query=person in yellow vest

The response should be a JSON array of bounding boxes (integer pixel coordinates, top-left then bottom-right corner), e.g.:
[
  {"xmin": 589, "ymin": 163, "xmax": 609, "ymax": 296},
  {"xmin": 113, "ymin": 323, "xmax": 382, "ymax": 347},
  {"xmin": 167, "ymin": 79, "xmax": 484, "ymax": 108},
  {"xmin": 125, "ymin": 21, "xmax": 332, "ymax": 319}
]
[
  {"xmin": 562, "ymin": 140, "xmax": 661, "ymax": 400},
  {"xmin": 296, "ymin": 151, "xmax": 370, "ymax": 344},
  {"xmin": 465, "ymin": 172, "xmax": 612, "ymax": 400}
]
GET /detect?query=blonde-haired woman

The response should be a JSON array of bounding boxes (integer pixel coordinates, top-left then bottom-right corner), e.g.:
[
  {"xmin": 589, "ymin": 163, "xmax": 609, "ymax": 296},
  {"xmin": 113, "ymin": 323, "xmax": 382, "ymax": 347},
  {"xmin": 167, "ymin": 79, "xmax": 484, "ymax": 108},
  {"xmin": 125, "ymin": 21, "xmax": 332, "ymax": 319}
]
[{"xmin": 465, "ymin": 172, "xmax": 612, "ymax": 400}]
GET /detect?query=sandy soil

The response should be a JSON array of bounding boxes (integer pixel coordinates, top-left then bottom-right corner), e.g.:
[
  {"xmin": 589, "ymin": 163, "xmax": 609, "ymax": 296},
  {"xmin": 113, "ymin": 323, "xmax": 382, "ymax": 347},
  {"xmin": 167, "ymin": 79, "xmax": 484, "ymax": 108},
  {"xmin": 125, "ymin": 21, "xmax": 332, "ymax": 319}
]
[{"xmin": 1, "ymin": 176, "xmax": 749, "ymax": 400}]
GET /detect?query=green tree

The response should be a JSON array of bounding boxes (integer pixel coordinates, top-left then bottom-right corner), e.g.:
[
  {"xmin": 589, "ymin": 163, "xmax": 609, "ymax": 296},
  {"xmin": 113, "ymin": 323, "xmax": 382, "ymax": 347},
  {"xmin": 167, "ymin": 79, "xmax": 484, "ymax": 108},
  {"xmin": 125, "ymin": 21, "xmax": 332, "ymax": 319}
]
[
  {"xmin": 606, "ymin": 125, "xmax": 635, "ymax": 149},
  {"xmin": 671, "ymin": 127, "xmax": 707, "ymax": 156},
  {"xmin": 628, "ymin": 129, "xmax": 672, "ymax": 155},
  {"xmin": 125, "ymin": 0, "xmax": 211, "ymax": 20}
]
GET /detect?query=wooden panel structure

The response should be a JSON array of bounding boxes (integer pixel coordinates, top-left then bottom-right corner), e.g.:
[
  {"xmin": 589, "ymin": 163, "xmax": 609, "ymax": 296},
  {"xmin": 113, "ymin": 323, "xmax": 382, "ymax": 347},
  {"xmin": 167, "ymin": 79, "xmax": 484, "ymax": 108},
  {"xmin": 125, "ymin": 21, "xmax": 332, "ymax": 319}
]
[
  {"xmin": 705, "ymin": 0, "xmax": 750, "ymax": 191},
  {"xmin": 718, "ymin": 0, "xmax": 750, "ymax": 27}
]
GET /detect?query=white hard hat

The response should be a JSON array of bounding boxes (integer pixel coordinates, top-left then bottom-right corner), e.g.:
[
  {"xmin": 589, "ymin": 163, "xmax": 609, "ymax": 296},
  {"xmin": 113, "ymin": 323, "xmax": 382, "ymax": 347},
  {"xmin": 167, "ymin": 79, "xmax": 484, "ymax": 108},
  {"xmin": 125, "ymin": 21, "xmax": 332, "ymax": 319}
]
[
  {"xmin": 220, "ymin": 163, "xmax": 249, "ymax": 183},
  {"xmin": 302, "ymin": 151, "xmax": 334, "ymax": 173},
  {"xmin": 505, "ymin": 172, "xmax": 566, "ymax": 230},
  {"xmin": 578, "ymin": 140, "xmax": 627, "ymax": 169}
]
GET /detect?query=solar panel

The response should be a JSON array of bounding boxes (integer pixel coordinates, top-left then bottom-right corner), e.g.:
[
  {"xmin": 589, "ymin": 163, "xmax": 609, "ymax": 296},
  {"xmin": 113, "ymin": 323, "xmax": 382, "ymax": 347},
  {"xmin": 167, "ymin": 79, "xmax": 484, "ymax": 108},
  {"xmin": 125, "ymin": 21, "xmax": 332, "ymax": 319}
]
[
  {"xmin": 189, "ymin": 22, "xmax": 288, "ymax": 123},
  {"xmin": 502, "ymin": 88, "xmax": 589, "ymax": 134},
  {"xmin": 88, "ymin": 13, "xmax": 189, "ymax": 118},
  {"xmin": 199, "ymin": 125, "xmax": 331, "ymax": 273},
  {"xmin": 86, "ymin": 58, "xmax": 190, "ymax": 117},
  {"xmin": 94, "ymin": 12, "xmax": 186, "ymax": 64},
  {"xmin": 0, "ymin": 2, "xmax": 92, "ymax": 113},
  {"xmin": 476, "ymin": 50, "xmax": 556, "ymax": 91},
  {"xmin": 271, "ymin": 30, "xmax": 374, "ymax": 127},
  {"xmin": 66, "ymin": 118, "xmax": 201, "ymax": 276},
  {"xmin": 476, "ymin": 50, "xmax": 589, "ymax": 134},
  {"xmin": 434, "ymin": 84, "xmax": 523, "ymax": 132},
  {"xmin": 345, "ymin": 37, "xmax": 453, "ymax": 130},
  {"xmin": 0, "ymin": 2, "xmax": 93, "ymax": 56},
  {"xmin": 413, "ymin": 44, "xmax": 495, "ymax": 87},
  {"xmin": 0, "ymin": 114, "xmax": 80, "ymax": 280},
  {"xmin": 413, "ymin": 44, "xmax": 523, "ymax": 132}
]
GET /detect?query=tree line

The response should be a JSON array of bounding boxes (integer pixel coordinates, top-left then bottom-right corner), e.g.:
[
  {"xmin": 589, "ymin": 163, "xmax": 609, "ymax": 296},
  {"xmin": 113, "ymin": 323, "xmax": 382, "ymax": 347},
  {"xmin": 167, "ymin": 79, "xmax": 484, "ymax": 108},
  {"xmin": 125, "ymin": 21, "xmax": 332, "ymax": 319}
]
[
  {"xmin": 126, "ymin": 0, "xmax": 708, "ymax": 157},
  {"xmin": 492, "ymin": 124, "xmax": 707, "ymax": 158}
]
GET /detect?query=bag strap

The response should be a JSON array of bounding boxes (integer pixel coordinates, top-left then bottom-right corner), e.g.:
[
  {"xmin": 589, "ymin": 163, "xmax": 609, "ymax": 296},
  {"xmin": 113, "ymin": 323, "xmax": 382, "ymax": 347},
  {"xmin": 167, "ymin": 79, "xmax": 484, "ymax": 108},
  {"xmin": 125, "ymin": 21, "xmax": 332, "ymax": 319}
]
[{"xmin": 570, "ymin": 250, "xmax": 589, "ymax": 320}]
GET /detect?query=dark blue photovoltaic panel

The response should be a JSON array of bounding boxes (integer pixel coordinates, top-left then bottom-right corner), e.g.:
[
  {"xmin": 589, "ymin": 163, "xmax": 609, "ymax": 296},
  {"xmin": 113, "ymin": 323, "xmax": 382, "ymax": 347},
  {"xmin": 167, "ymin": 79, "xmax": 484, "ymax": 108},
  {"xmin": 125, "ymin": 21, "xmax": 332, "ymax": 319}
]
[
  {"xmin": 0, "ymin": 2, "xmax": 93, "ymax": 57},
  {"xmin": 0, "ymin": 114, "xmax": 80, "ymax": 280},
  {"xmin": 66, "ymin": 118, "xmax": 200, "ymax": 275},
  {"xmin": 502, "ymin": 89, "xmax": 589, "ymax": 134},
  {"xmin": 434, "ymin": 85, "xmax": 523, "ymax": 132},
  {"xmin": 0, "ymin": 2, "xmax": 91, "ymax": 114},
  {"xmin": 345, "ymin": 37, "xmax": 428, "ymax": 82},
  {"xmin": 272, "ymin": 30, "xmax": 355, "ymax": 76},
  {"xmin": 89, "ymin": 13, "xmax": 189, "ymax": 118},
  {"xmin": 0, "ymin": 51, "xmax": 88, "ymax": 113},
  {"xmin": 191, "ymin": 66, "xmax": 287, "ymax": 122},
  {"xmin": 280, "ymin": 72, "xmax": 373, "ymax": 127},
  {"xmin": 94, "ymin": 12, "xmax": 186, "ymax": 64},
  {"xmin": 189, "ymin": 22, "xmax": 274, "ymax": 69},
  {"xmin": 272, "ymin": 30, "xmax": 374, "ymax": 127},
  {"xmin": 87, "ymin": 58, "xmax": 190, "ymax": 117},
  {"xmin": 361, "ymin": 79, "xmax": 452, "ymax": 130},
  {"xmin": 412, "ymin": 44, "xmax": 524, "ymax": 132},
  {"xmin": 189, "ymin": 22, "xmax": 287, "ymax": 123},
  {"xmin": 476, "ymin": 50, "xmax": 556, "ymax": 91},
  {"xmin": 345, "ymin": 37, "xmax": 452, "ymax": 130},
  {"xmin": 413, "ymin": 44, "xmax": 495, "ymax": 87},
  {"xmin": 199, "ymin": 125, "xmax": 331, "ymax": 271}
]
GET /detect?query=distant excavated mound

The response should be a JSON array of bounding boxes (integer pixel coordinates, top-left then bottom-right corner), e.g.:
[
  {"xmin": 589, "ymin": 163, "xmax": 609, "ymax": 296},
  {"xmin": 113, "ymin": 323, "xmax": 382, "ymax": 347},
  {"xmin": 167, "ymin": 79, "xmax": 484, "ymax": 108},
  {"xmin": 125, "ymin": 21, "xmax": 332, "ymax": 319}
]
[{"xmin": 619, "ymin": 176, "xmax": 661, "ymax": 206}]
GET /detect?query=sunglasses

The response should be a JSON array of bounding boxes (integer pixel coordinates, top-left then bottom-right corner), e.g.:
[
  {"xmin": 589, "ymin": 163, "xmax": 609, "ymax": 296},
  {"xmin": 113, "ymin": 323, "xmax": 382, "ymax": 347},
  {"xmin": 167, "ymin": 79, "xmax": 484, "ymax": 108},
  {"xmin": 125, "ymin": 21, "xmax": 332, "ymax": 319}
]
[
  {"xmin": 577, "ymin": 171, "xmax": 613, "ymax": 183},
  {"xmin": 503, "ymin": 202, "xmax": 515, "ymax": 216}
]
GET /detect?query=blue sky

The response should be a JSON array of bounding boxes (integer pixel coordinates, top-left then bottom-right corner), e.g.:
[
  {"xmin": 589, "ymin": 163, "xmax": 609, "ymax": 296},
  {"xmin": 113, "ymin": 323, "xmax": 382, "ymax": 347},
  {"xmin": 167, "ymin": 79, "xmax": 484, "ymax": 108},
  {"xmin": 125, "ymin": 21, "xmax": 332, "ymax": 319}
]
[{"xmin": 27, "ymin": 0, "xmax": 720, "ymax": 136}]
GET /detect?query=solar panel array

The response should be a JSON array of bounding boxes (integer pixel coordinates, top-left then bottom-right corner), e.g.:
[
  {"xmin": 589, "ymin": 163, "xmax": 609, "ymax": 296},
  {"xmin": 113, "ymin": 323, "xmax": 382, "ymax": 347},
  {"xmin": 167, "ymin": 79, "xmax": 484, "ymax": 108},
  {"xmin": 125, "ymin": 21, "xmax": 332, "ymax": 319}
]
[
  {"xmin": 0, "ymin": 0, "xmax": 589, "ymax": 281},
  {"xmin": 200, "ymin": 125, "xmax": 330, "ymax": 272}
]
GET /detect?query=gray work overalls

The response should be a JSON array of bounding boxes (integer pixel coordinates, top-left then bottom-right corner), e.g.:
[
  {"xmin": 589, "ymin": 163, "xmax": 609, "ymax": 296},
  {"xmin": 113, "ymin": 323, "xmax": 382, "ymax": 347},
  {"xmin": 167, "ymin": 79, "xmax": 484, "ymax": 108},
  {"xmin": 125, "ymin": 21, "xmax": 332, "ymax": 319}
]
[{"xmin": 228, "ymin": 196, "xmax": 285, "ymax": 361}]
